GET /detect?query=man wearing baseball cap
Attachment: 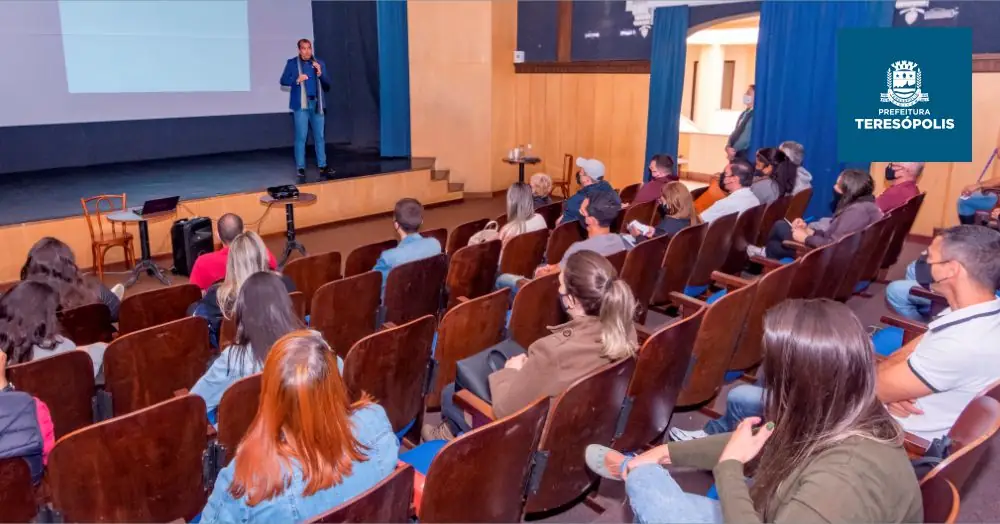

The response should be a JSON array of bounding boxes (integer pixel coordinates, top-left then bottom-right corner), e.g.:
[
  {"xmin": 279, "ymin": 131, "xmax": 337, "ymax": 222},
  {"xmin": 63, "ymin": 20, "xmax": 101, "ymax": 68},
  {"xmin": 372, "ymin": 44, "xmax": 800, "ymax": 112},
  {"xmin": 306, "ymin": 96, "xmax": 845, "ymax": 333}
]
[{"xmin": 559, "ymin": 157, "xmax": 621, "ymax": 225}]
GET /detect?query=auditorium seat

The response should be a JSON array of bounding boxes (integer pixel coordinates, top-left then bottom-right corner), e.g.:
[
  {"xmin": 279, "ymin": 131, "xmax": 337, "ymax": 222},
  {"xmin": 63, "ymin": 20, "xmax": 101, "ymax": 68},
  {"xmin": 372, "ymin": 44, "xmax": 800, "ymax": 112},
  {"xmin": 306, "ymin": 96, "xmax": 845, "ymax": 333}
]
[
  {"xmin": 383, "ymin": 254, "xmax": 448, "ymax": 327},
  {"xmin": 684, "ymin": 212, "xmax": 738, "ymax": 297},
  {"xmin": 445, "ymin": 218, "xmax": 489, "ymax": 256},
  {"xmin": 422, "ymin": 228, "xmax": 448, "ymax": 251},
  {"xmin": 215, "ymin": 373, "xmax": 262, "ymax": 467},
  {"xmin": 784, "ymin": 187, "xmax": 812, "ymax": 220},
  {"xmin": 755, "ymin": 195, "xmax": 791, "ymax": 246},
  {"xmin": 536, "ymin": 200, "xmax": 565, "ymax": 229},
  {"xmin": 498, "ymin": 228, "xmax": 549, "ymax": 278},
  {"xmin": 444, "ymin": 239, "xmax": 501, "ymax": 310},
  {"xmin": 921, "ymin": 475, "xmax": 960, "ymax": 524},
  {"xmin": 311, "ymin": 271, "xmax": 382, "ymax": 359},
  {"xmin": 345, "ymin": 239, "xmax": 398, "ymax": 277},
  {"xmin": 282, "ymin": 250, "xmax": 342, "ymax": 315},
  {"xmin": 911, "ymin": 395, "xmax": 1000, "ymax": 492},
  {"xmin": 0, "ymin": 457, "xmax": 37, "ymax": 523},
  {"xmin": 617, "ymin": 183, "xmax": 640, "ymax": 206},
  {"xmin": 605, "ymin": 250, "xmax": 627, "ymax": 273},
  {"xmin": 834, "ymin": 217, "xmax": 892, "ymax": 301},
  {"xmin": 507, "ymin": 273, "xmax": 564, "ymax": 350},
  {"xmin": 616, "ymin": 199, "xmax": 657, "ymax": 234},
  {"xmin": 7, "ymin": 351, "xmax": 97, "ymax": 439},
  {"xmin": 620, "ymin": 235, "xmax": 669, "ymax": 324},
  {"xmin": 722, "ymin": 262, "xmax": 798, "ymax": 375},
  {"xmin": 650, "ymin": 222, "xmax": 706, "ymax": 308},
  {"xmin": 720, "ymin": 204, "xmax": 765, "ymax": 274},
  {"xmin": 57, "ymin": 303, "xmax": 115, "ymax": 346},
  {"xmin": 118, "ymin": 283, "xmax": 201, "ymax": 335},
  {"xmin": 880, "ymin": 193, "xmax": 926, "ymax": 279},
  {"xmin": 545, "ymin": 220, "xmax": 585, "ymax": 266},
  {"xmin": 310, "ymin": 465, "xmax": 415, "ymax": 524}
]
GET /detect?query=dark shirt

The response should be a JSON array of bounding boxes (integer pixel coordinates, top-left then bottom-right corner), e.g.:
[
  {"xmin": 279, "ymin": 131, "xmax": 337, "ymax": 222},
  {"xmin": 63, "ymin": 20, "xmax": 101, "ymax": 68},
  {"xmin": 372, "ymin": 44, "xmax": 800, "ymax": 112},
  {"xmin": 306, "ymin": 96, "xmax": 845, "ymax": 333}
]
[
  {"xmin": 876, "ymin": 180, "xmax": 920, "ymax": 213},
  {"xmin": 561, "ymin": 180, "xmax": 620, "ymax": 223},
  {"xmin": 279, "ymin": 57, "xmax": 329, "ymax": 110},
  {"xmin": 653, "ymin": 217, "xmax": 692, "ymax": 239},
  {"xmin": 533, "ymin": 195, "xmax": 552, "ymax": 209},
  {"xmin": 634, "ymin": 176, "xmax": 677, "ymax": 205}
]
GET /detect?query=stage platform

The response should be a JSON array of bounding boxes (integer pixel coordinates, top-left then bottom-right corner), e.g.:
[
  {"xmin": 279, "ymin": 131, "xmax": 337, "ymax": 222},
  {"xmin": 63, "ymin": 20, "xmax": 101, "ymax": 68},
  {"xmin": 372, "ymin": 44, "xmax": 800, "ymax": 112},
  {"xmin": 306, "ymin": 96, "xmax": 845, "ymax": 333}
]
[{"xmin": 0, "ymin": 148, "xmax": 463, "ymax": 282}]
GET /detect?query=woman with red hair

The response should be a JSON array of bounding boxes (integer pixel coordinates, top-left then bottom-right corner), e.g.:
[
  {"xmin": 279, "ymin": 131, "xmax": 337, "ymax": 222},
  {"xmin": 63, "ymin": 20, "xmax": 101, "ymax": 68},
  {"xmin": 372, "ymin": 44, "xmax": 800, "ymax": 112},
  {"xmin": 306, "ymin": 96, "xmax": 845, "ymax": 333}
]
[{"xmin": 200, "ymin": 331, "xmax": 398, "ymax": 522}]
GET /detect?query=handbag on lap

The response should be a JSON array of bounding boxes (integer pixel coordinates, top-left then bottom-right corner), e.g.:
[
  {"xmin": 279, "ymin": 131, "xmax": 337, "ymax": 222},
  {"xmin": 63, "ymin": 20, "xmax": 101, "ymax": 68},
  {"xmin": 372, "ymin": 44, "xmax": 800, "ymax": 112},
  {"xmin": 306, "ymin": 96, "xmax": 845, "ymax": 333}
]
[
  {"xmin": 467, "ymin": 221, "xmax": 500, "ymax": 245},
  {"xmin": 454, "ymin": 339, "xmax": 526, "ymax": 403}
]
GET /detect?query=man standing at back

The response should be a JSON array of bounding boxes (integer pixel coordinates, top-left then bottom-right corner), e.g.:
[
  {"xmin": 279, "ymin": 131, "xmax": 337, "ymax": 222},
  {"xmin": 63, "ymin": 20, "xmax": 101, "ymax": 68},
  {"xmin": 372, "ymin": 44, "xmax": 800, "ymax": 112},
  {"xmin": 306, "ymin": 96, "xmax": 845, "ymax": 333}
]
[
  {"xmin": 373, "ymin": 199, "xmax": 443, "ymax": 293},
  {"xmin": 726, "ymin": 85, "xmax": 754, "ymax": 160},
  {"xmin": 189, "ymin": 213, "xmax": 277, "ymax": 291},
  {"xmin": 280, "ymin": 38, "xmax": 333, "ymax": 180},
  {"xmin": 559, "ymin": 158, "xmax": 620, "ymax": 225}
]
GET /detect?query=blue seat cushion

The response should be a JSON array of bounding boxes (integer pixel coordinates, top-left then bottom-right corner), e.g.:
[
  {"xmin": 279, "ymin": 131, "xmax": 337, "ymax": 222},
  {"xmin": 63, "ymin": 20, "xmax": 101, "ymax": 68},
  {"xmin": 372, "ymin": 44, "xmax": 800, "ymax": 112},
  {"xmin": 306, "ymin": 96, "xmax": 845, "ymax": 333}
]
[
  {"xmin": 706, "ymin": 289, "xmax": 727, "ymax": 305},
  {"xmin": 684, "ymin": 284, "xmax": 709, "ymax": 298},
  {"xmin": 778, "ymin": 257, "xmax": 795, "ymax": 264},
  {"xmin": 706, "ymin": 483, "xmax": 719, "ymax": 500},
  {"xmin": 394, "ymin": 418, "xmax": 416, "ymax": 441},
  {"xmin": 723, "ymin": 370, "xmax": 744, "ymax": 384},
  {"xmin": 872, "ymin": 327, "xmax": 905, "ymax": 357},
  {"xmin": 399, "ymin": 439, "xmax": 448, "ymax": 475},
  {"xmin": 854, "ymin": 280, "xmax": 871, "ymax": 294}
]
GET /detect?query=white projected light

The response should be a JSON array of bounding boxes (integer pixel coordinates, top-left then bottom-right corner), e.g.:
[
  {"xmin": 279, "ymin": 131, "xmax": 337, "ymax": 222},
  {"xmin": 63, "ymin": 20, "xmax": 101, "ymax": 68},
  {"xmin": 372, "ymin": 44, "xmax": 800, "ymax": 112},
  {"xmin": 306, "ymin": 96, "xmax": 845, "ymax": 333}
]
[{"xmin": 58, "ymin": 0, "xmax": 251, "ymax": 94}]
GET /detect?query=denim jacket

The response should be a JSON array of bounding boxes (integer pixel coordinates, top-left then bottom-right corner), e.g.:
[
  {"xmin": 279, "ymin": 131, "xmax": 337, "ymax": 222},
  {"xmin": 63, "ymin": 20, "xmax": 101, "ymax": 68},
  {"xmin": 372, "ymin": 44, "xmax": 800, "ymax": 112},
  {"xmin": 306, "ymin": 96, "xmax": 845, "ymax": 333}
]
[{"xmin": 200, "ymin": 404, "xmax": 399, "ymax": 523}]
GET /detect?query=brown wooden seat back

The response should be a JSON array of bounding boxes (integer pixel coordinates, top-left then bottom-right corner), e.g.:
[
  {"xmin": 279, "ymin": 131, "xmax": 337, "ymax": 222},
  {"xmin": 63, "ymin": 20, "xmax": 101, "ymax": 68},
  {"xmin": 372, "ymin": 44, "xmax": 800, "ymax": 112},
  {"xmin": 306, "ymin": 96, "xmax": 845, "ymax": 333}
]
[
  {"xmin": 345, "ymin": 239, "xmax": 398, "ymax": 277},
  {"xmin": 729, "ymin": 261, "xmax": 798, "ymax": 371},
  {"xmin": 545, "ymin": 221, "xmax": 585, "ymax": 266},
  {"xmin": 536, "ymin": 200, "xmax": 565, "ymax": 229},
  {"xmin": 721, "ymin": 204, "xmax": 766, "ymax": 274},
  {"xmin": 618, "ymin": 183, "xmax": 641, "ymax": 205},
  {"xmin": 289, "ymin": 291, "xmax": 307, "ymax": 320},
  {"xmin": 525, "ymin": 358, "xmax": 635, "ymax": 514},
  {"xmin": 785, "ymin": 188, "xmax": 813, "ymax": 220},
  {"xmin": 384, "ymin": 254, "xmax": 448, "ymax": 326},
  {"xmin": 312, "ymin": 465, "xmax": 415, "ymax": 523},
  {"xmin": 429, "ymin": 289, "xmax": 509, "ymax": 408},
  {"xmin": 921, "ymin": 475, "xmax": 959, "ymax": 524},
  {"xmin": 311, "ymin": 271, "xmax": 382, "ymax": 359},
  {"xmin": 446, "ymin": 218, "xmax": 489, "ymax": 256},
  {"xmin": 755, "ymin": 195, "xmax": 791, "ymax": 245},
  {"xmin": 422, "ymin": 228, "xmax": 448, "ymax": 251},
  {"xmin": 445, "ymin": 240, "xmax": 502, "ymax": 309},
  {"xmin": 282, "ymin": 250, "xmax": 342, "ymax": 314},
  {"xmin": 344, "ymin": 315, "xmax": 436, "ymax": 435},
  {"xmin": 605, "ymin": 250, "xmax": 627, "ymax": 273},
  {"xmin": 677, "ymin": 280, "xmax": 758, "ymax": 407},
  {"xmin": 215, "ymin": 373, "xmax": 262, "ymax": 467},
  {"xmin": 923, "ymin": 395, "xmax": 1000, "ymax": 492},
  {"xmin": 882, "ymin": 193, "xmax": 926, "ymax": 271},
  {"xmin": 58, "ymin": 303, "xmax": 114, "ymax": 345},
  {"xmin": 47, "ymin": 395, "xmax": 208, "ymax": 522},
  {"xmin": 812, "ymin": 232, "xmax": 863, "ymax": 300},
  {"xmin": 613, "ymin": 308, "xmax": 704, "ymax": 451},
  {"xmin": 687, "ymin": 212, "xmax": 738, "ymax": 291},
  {"xmin": 785, "ymin": 243, "xmax": 835, "ymax": 300},
  {"xmin": 835, "ymin": 218, "xmax": 890, "ymax": 301},
  {"xmin": 104, "ymin": 316, "xmax": 212, "ymax": 415},
  {"xmin": 618, "ymin": 200, "xmax": 658, "ymax": 233},
  {"xmin": 508, "ymin": 273, "xmax": 565, "ymax": 349},
  {"xmin": 7, "ymin": 351, "xmax": 96, "ymax": 439},
  {"xmin": 651, "ymin": 222, "xmax": 707, "ymax": 305},
  {"xmin": 0, "ymin": 458, "xmax": 36, "ymax": 523},
  {"xmin": 499, "ymin": 228, "xmax": 549, "ymax": 278},
  {"xmin": 621, "ymin": 235, "xmax": 669, "ymax": 323},
  {"xmin": 861, "ymin": 210, "xmax": 902, "ymax": 285},
  {"xmin": 118, "ymin": 283, "xmax": 201, "ymax": 334}
]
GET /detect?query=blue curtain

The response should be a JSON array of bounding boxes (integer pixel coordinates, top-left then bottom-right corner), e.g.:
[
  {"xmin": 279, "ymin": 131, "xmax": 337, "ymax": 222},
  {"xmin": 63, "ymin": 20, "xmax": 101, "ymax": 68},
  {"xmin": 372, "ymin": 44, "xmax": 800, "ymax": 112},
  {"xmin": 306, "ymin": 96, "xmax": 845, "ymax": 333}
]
[
  {"xmin": 643, "ymin": 6, "xmax": 689, "ymax": 182},
  {"xmin": 376, "ymin": 1, "xmax": 411, "ymax": 158},
  {"xmin": 751, "ymin": 0, "xmax": 893, "ymax": 218}
]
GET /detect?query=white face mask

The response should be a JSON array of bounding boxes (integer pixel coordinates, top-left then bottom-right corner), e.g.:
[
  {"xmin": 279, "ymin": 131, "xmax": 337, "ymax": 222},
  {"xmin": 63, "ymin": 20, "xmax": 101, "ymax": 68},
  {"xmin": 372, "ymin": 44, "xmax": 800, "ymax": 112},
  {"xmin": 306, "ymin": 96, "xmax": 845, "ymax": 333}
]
[{"xmin": 743, "ymin": 94, "xmax": 753, "ymax": 106}]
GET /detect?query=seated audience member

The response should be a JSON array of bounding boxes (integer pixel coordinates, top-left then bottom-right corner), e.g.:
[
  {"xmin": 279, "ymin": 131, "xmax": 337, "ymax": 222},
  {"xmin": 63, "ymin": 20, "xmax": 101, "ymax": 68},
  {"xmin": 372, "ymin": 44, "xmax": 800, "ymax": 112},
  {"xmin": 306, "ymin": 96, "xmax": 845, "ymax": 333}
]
[
  {"xmin": 876, "ymin": 225, "xmax": 1000, "ymax": 441},
  {"xmin": 699, "ymin": 160, "xmax": 760, "ymax": 223},
  {"xmin": 559, "ymin": 158, "xmax": 620, "ymax": 224},
  {"xmin": 693, "ymin": 157, "xmax": 753, "ymax": 215},
  {"xmin": 750, "ymin": 147, "xmax": 797, "ymax": 205},
  {"xmin": 201, "ymin": 331, "xmax": 398, "ymax": 523},
  {"xmin": 535, "ymin": 190, "xmax": 631, "ymax": 278},
  {"xmin": 426, "ymin": 250, "xmax": 638, "ymax": 441},
  {"xmin": 875, "ymin": 161, "xmax": 923, "ymax": 213},
  {"xmin": 669, "ymin": 382, "xmax": 764, "ymax": 442},
  {"xmin": 530, "ymin": 173, "xmax": 554, "ymax": 208},
  {"xmin": 189, "ymin": 213, "xmax": 278, "ymax": 291},
  {"xmin": 885, "ymin": 254, "xmax": 933, "ymax": 321},
  {"xmin": 0, "ymin": 281, "xmax": 107, "ymax": 379},
  {"xmin": 587, "ymin": 299, "xmax": 921, "ymax": 523},
  {"xmin": 0, "ymin": 350, "xmax": 56, "ymax": 484},
  {"xmin": 957, "ymin": 173, "xmax": 1000, "ymax": 225},
  {"xmin": 499, "ymin": 182, "xmax": 548, "ymax": 247},
  {"xmin": 191, "ymin": 273, "xmax": 306, "ymax": 416},
  {"xmin": 373, "ymin": 198, "xmax": 442, "ymax": 292},
  {"xmin": 632, "ymin": 154, "xmax": 678, "ymax": 205},
  {"xmin": 629, "ymin": 181, "xmax": 702, "ymax": 240},
  {"xmin": 21, "ymin": 237, "xmax": 122, "ymax": 321},
  {"xmin": 748, "ymin": 169, "xmax": 881, "ymax": 260},
  {"xmin": 779, "ymin": 140, "xmax": 812, "ymax": 194}
]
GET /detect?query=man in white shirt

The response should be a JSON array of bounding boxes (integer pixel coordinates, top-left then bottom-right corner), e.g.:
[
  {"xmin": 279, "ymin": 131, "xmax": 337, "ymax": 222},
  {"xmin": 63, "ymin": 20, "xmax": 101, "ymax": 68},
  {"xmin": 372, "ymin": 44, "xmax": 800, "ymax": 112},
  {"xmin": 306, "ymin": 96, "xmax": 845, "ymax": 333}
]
[
  {"xmin": 877, "ymin": 225, "xmax": 1000, "ymax": 440},
  {"xmin": 700, "ymin": 160, "xmax": 760, "ymax": 223}
]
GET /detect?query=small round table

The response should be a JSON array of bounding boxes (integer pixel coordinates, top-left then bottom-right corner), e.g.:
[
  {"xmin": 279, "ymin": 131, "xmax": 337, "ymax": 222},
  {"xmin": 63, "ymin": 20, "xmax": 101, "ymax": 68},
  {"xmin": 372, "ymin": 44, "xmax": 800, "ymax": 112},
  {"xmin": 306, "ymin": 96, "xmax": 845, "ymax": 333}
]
[
  {"xmin": 106, "ymin": 209, "xmax": 176, "ymax": 287},
  {"xmin": 260, "ymin": 192, "xmax": 317, "ymax": 267},
  {"xmin": 502, "ymin": 156, "xmax": 541, "ymax": 184}
]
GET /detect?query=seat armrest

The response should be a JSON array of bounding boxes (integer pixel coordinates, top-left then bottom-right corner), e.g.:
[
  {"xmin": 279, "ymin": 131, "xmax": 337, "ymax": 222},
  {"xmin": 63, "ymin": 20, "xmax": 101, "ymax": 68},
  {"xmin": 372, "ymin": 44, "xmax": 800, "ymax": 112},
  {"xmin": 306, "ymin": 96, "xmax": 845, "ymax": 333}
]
[
  {"xmin": 710, "ymin": 271, "xmax": 750, "ymax": 290},
  {"xmin": 904, "ymin": 431, "xmax": 930, "ymax": 458},
  {"xmin": 453, "ymin": 390, "xmax": 495, "ymax": 422},
  {"xmin": 636, "ymin": 323, "xmax": 655, "ymax": 344},
  {"xmin": 781, "ymin": 240, "xmax": 811, "ymax": 256},
  {"xmin": 750, "ymin": 255, "xmax": 787, "ymax": 273},
  {"xmin": 174, "ymin": 389, "xmax": 189, "ymax": 397},
  {"xmin": 909, "ymin": 287, "xmax": 947, "ymax": 304},
  {"xmin": 879, "ymin": 314, "xmax": 929, "ymax": 335},
  {"xmin": 382, "ymin": 321, "xmax": 398, "ymax": 329},
  {"xmin": 456, "ymin": 296, "xmax": 470, "ymax": 304},
  {"xmin": 667, "ymin": 292, "xmax": 709, "ymax": 315}
]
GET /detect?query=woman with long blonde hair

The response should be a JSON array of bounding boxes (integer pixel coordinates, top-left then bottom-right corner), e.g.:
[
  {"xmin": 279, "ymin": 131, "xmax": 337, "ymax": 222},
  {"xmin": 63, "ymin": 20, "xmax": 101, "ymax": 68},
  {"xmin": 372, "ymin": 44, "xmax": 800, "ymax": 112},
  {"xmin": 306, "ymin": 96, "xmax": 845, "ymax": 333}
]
[
  {"xmin": 629, "ymin": 181, "xmax": 702, "ymax": 240},
  {"xmin": 498, "ymin": 182, "xmax": 547, "ymax": 246},
  {"xmin": 200, "ymin": 331, "xmax": 398, "ymax": 522}
]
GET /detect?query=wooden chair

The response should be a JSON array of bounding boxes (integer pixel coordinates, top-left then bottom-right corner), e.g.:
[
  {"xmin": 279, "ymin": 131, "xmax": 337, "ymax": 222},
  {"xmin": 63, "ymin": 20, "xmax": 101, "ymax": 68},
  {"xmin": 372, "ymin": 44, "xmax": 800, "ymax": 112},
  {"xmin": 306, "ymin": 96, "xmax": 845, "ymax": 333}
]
[
  {"xmin": 383, "ymin": 254, "xmax": 448, "ymax": 327},
  {"xmin": 345, "ymin": 239, "xmax": 398, "ymax": 277},
  {"xmin": 753, "ymin": 241, "xmax": 834, "ymax": 300},
  {"xmin": 311, "ymin": 465, "xmax": 415, "ymax": 524},
  {"xmin": 755, "ymin": 195, "xmax": 792, "ymax": 245},
  {"xmin": 282, "ymin": 250, "xmax": 342, "ymax": 315},
  {"xmin": 921, "ymin": 475, "xmax": 960, "ymax": 524},
  {"xmin": 103, "ymin": 316, "xmax": 212, "ymax": 416},
  {"xmin": 537, "ymin": 200, "xmax": 565, "ymax": 229},
  {"xmin": 785, "ymin": 188, "xmax": 812, "ymax": 220},
  {"xmin": 620, "ymin": 235, "xmax": 669, "ymax": 323},
  {"xmin": 418, "ymin": 397, "xmax": 550, "ymax": 523},
  {"xmin": 881, "ymin": 193, "xmax": 926, "ymax": 277},
  {"xmin": 118, "ymin": 283, "xmax": 201, "ymax": 335},
  {"xmin": 422, "ymin": 228, "xmax": 448, "ymax": 251},
  {"xmin": 545, "ymin": 220, "xmax": 585, "ymax": 266},
  {"xmin": 216, "ymin": 373, "xmax": 262, "ymax": 466},
  {"xmin": 445, "ymin": 240, "xmax": 502, "ymax": 310},
  {"xmin": 617, "ymin": 200, "xmax": 658, "ymax": 234},
  {"xmin": 0, "ymin": 458, "xmax": 37, "ymax": 523},
  {"xmin": 811, "ymin": 232, "xmax": 863, "ymax": 300},
  {"xmin": 47, "ymin": 395, "xmax": 209, "ymax": 523},
  {"xmin": 499, "ymin": 228, "xmax": 549, "ymax": 278},
  {"xmin": 613, "ymin": 308, "xmax": 704, "ymax": 451},
  {"xmin": 7, "ymin": 351, "xmax": 97, "ymax": 439},
  {"xmin": 605, "ymin": 250, "xmax": 627, "ymax": 273},
  {"xmin": 861, "ymin": 209, "xmax": 903, "ymax": 287},
  {"xmin": 835, "ymin": 217, "xmax": 892, "ymax": 301},
  {"xmin": 716, "ymin": 205, "xmax": 763, "ymax": 275},
  {"xmin": 446, "ymin": 218, "xmax": 489, "ymax": 256},
  {"xmin": 651, "ymin": 222, "xmax": 707, "ymax": 306},
  {"xmin": 552, "ymin": 154, "xmax": 573, "ymax": 199},
  {"xmin": 618, "ymin": 183, "xmax": 641, "ymax": 206},
  {"xmin": 311, "ymin": 271, "xmax": 383, "ymax": 359},
  {"xmin": 508, "ymin": 273, "xmax": 565, "ymax": 350},
  {"xmin": 344, "ymin": 315, "xmax": 436, "ymax": 444},
  {"xmin": 58, "ymin": 303, "xmax": 115, "ymax": 345},
  {"xmin": 917, "ymin": 395, "xmax": 1000, "ymax": 492},
  {"xmin": 81, "ymin": 194, "xmax": 135, "ymax": 281},
  {"xmin": 289, "ymin": 290, "xmax": 307, "ymax": 320},
  {"xmin": 685, "ymin": 212, "xmax": 739, "ymax": 296},
  {"xmin": 428, "ymin": 289, "xmax": 509, "ymax": 408},
  {"xmin": 719, "ymin": 261, "xmax": 798, "ymax": 373}
]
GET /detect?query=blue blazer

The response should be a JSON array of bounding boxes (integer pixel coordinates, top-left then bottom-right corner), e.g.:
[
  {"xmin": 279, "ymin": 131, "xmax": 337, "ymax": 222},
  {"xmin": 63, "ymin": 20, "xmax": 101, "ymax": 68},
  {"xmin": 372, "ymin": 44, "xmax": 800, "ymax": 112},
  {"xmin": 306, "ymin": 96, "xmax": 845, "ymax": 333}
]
[{"xmin": 279, "ymin": 57, "xmax": 330, "ymax": 111}]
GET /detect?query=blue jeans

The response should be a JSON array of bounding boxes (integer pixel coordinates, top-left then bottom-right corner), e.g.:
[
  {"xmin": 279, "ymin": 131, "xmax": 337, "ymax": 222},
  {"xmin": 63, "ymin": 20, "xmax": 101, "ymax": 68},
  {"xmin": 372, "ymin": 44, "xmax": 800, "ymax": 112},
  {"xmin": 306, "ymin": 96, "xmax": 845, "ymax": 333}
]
[
  {"xmin": 885, "ymin": 261, "xmax": 931, "ymax": 321},
  {"xmin": 626, "ymin": 465, "xmax": 722, "ymax": 524},
  {"xmin": 958, "ymin": 191, "xmax": 998, "ymax": 219},
  {"xmin": 293, "ymin": 99, "xmax": 327, "ymax": 170},
  {"xmin": 703, "ymin": 384, "xmax": 764, "ymax": 435}
]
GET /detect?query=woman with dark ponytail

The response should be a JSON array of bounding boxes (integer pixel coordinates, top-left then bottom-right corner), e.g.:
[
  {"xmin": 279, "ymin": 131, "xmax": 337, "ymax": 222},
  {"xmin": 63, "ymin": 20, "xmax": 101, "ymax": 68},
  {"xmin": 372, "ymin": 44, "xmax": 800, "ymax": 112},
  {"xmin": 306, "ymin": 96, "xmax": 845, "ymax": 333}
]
[{"xmin": 751, "ymin": 147, "xmax": 797, "ymax": 204}]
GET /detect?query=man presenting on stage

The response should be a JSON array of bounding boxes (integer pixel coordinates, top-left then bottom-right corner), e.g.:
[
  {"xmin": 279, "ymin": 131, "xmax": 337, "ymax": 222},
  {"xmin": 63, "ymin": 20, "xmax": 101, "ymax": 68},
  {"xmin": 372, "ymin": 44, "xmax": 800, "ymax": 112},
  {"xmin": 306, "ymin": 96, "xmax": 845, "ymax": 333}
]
[{"xmin": 280, "ymin": 39, "xmax": 333, "ymax": 180}]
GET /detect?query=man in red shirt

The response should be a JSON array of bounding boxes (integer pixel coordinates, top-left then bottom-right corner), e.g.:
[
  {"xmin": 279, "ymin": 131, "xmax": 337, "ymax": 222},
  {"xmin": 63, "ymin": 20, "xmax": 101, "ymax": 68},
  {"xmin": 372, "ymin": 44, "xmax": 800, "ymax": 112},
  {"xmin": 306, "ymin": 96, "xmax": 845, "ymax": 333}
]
[
  {"xmin": 188, "ymin": 213, "xmax": 278, "ymax": 290},
  {"xmin": 876, "ymin": 161, "xmax": 923, "ymax": 213}
]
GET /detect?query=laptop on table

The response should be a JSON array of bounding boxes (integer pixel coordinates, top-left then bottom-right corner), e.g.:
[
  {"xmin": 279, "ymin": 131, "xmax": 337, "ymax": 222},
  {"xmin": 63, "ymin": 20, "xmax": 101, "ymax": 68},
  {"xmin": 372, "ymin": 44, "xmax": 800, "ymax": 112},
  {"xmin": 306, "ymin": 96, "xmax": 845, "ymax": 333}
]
[{"xmin": 132, "ymin": 196, "xmax": 180, "ymax": 216}]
